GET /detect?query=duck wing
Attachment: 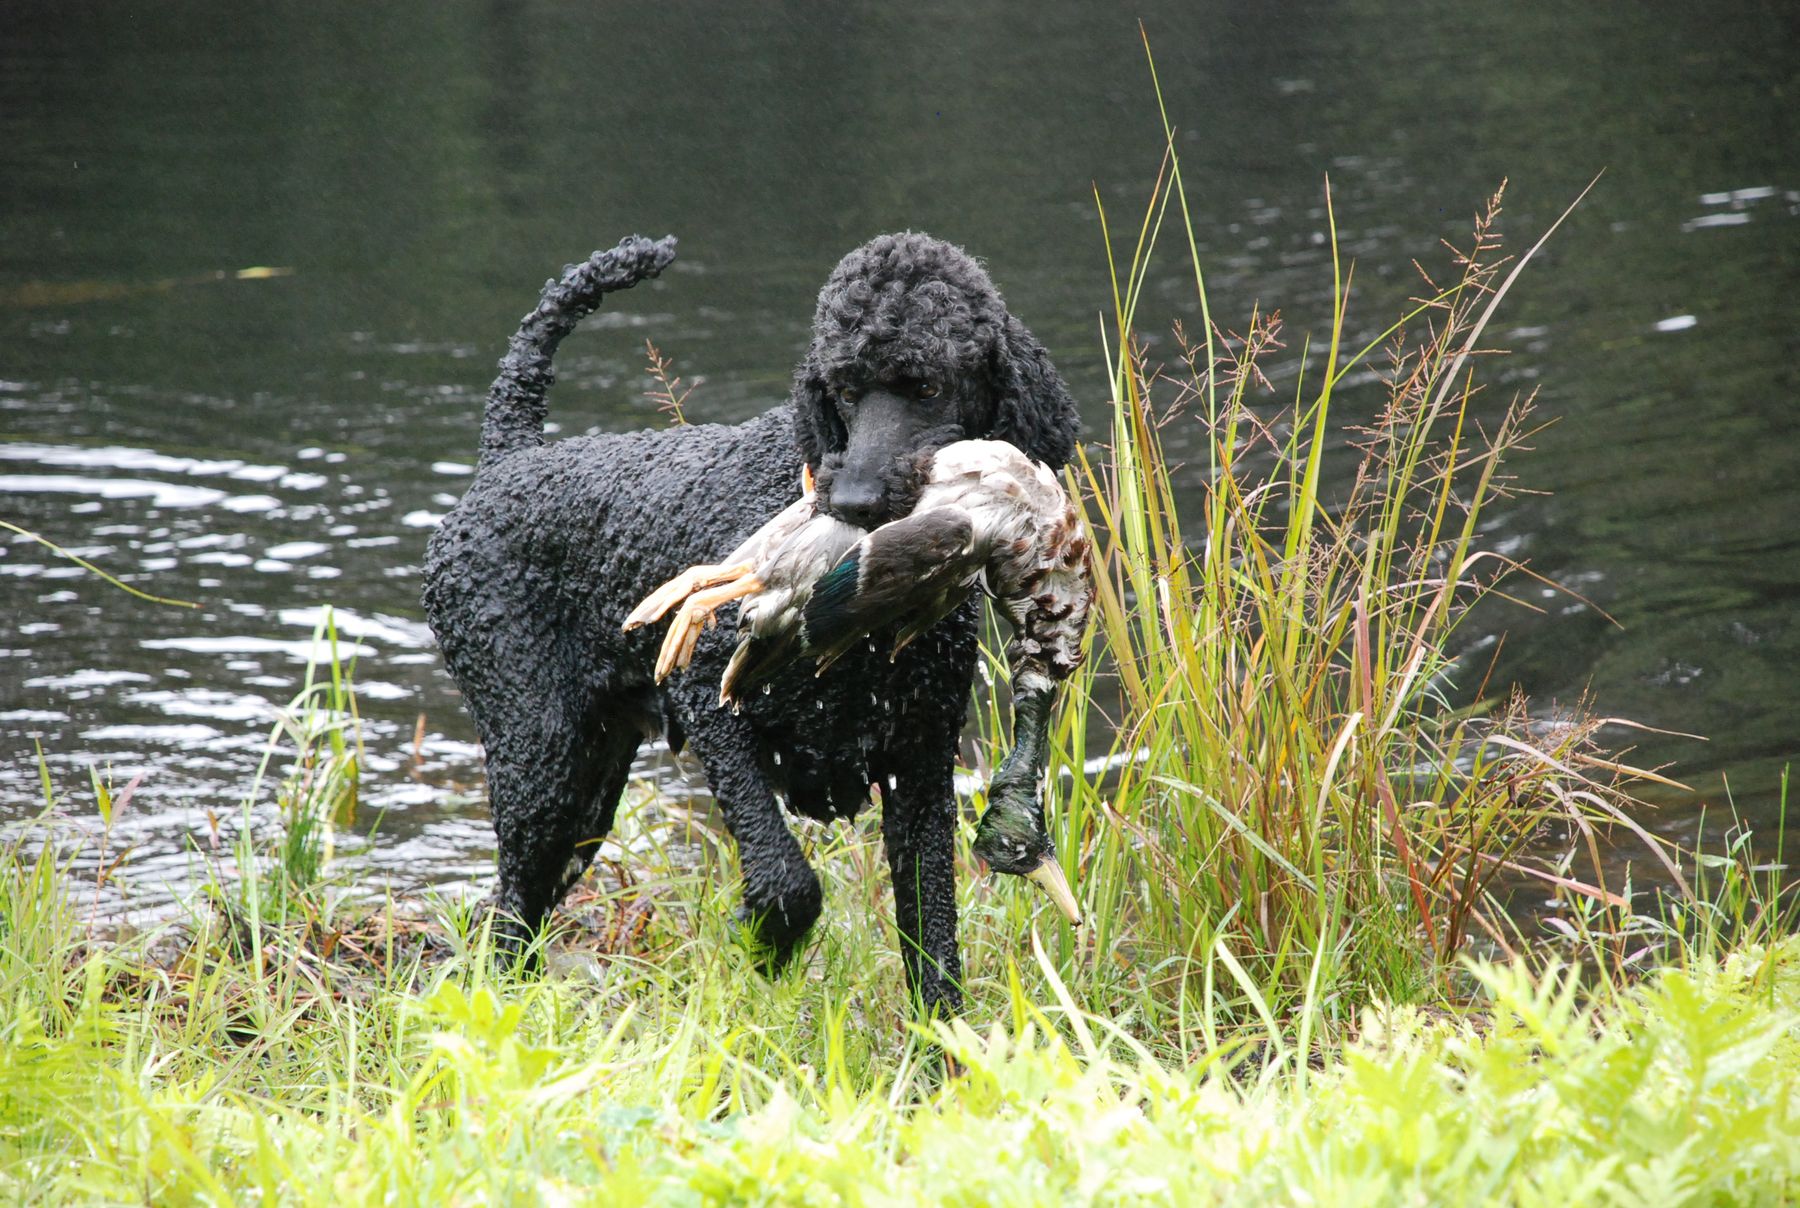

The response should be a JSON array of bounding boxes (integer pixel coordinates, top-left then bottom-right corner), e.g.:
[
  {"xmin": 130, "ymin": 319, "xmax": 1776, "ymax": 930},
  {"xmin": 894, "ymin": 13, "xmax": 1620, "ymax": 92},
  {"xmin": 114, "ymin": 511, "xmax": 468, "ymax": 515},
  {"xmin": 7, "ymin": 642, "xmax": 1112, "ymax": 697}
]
[
  {"xmin": 801, "ymin": 506, "xmax": 986, "ymax": 676},
  {"xmin": 718, "ymin": 514, "xmax": 863, "ymax": 705}
]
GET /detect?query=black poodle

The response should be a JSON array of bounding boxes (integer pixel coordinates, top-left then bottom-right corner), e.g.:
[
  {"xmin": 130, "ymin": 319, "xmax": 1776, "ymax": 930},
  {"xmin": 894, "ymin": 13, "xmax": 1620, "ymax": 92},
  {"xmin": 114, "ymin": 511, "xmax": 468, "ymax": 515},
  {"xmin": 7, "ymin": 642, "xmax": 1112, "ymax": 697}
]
[{"xmin": 423, "ymin": 232, "xmax": 1079, "ymax": 1014}]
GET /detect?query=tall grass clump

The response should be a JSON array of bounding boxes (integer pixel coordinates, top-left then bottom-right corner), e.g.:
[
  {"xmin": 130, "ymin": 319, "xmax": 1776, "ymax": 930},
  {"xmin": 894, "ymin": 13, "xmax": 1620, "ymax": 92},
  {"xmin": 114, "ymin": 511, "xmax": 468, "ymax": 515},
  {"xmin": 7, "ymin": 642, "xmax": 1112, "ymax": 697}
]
[
  {"xmin": 227, "ymin": 611, "xmax": 364, "ymax": 924},
  {"xmin": 1029, "ymin": 93, "xmax": 1674, "ymax": 1034}
]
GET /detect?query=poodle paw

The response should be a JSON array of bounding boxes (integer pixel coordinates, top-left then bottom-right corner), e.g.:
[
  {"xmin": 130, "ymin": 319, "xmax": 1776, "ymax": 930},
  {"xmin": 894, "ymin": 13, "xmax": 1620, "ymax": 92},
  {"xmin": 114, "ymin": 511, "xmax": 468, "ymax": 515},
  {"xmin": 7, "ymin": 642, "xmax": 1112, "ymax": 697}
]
[{"xmin": 734, "ymin": 875, "xmax": 824, "ymax": 974}]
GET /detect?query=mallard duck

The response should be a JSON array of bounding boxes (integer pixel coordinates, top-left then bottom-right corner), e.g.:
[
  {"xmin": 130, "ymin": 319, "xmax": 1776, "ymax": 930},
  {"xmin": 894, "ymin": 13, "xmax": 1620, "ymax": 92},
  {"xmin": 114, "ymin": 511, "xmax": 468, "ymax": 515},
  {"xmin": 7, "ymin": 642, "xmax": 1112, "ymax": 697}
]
[{"xmin": 625, "ymin": 439, "xmax": 1092, "ymax": 924}]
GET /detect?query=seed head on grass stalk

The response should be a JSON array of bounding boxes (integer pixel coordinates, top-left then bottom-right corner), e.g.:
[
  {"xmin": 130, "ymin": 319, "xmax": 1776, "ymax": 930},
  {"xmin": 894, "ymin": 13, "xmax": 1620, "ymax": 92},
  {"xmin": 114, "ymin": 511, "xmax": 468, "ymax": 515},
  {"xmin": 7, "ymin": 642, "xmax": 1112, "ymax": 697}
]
[{"xmin": 644, "ymin": 339, "xmax": 693, "ymax": 426}]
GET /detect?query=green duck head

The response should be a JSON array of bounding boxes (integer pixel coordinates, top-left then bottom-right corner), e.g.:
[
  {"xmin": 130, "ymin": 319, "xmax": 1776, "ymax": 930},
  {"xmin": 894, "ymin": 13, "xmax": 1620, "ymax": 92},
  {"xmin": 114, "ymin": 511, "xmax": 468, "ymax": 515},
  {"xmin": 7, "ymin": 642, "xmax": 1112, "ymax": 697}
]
[{"xmin": 972, "ymin": 789, "xmax": 1081, "ymax": 925}]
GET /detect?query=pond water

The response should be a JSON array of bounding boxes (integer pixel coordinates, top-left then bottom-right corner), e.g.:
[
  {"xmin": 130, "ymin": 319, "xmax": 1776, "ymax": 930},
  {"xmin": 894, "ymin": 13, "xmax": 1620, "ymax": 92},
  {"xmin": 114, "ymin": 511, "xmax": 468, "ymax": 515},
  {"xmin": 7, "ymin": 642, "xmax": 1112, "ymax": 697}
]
[{"xmin": 2, "ymin": 2, "xmax": 1795, "ymax": 916}]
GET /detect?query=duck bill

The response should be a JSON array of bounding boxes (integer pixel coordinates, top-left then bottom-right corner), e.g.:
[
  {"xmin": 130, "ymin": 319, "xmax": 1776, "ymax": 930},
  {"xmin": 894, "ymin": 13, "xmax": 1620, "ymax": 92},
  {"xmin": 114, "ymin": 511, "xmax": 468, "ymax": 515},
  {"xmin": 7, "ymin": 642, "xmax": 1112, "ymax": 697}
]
[{"xmin": 1024, "ymin": 856, "xmax": 1082, "ymax": 926}]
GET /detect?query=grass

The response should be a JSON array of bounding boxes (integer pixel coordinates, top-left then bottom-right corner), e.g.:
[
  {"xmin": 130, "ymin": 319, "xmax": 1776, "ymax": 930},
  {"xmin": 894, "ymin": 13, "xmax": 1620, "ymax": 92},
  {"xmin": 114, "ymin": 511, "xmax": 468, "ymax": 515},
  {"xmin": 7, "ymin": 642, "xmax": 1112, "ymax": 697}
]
[
  {"xmin": 5, "ymin": 80, "xmax": 1798, "ymax": 1201},
  {"xmin": 1, "ymin": 786, "xmax": 1797, "ymax": 1201}
]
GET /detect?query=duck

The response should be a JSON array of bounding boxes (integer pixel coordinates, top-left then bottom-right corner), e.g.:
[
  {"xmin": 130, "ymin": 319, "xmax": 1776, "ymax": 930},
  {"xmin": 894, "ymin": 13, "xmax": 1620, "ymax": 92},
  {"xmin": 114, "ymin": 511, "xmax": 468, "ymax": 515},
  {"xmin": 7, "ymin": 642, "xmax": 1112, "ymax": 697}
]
[{"xmin": 624, "ymin": 439, "xmax": 1092, "ymax": 925}]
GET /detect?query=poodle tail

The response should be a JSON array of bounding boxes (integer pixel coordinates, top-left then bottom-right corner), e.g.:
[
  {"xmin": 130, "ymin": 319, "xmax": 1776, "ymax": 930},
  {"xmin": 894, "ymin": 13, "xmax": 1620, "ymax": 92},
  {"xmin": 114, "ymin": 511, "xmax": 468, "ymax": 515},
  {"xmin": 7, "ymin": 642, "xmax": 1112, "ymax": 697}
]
[{"xmin": 478, "ymin": 234, "xmax": 678, "ymax": 470}]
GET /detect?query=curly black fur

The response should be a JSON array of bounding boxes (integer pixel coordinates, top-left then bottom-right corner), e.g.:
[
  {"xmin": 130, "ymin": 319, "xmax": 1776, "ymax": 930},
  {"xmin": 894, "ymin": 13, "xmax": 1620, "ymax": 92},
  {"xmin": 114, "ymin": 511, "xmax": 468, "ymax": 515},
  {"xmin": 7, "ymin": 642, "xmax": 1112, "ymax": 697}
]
[{"xmin": 423, "ymin": 232, "xmax": 1078, "ymax": 1015}]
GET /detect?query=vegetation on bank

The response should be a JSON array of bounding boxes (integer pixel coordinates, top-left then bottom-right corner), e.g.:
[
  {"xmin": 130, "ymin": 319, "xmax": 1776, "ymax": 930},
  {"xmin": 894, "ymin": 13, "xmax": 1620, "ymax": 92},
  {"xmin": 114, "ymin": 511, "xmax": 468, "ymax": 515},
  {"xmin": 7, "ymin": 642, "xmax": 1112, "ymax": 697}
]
[
  {"xmin": 5, "ymin": 91, "xmax": 1798, "ymax": 1203},
  {"xmin": 2, "ymin": 760, "xmax": 1797, "ymax": 1202}
]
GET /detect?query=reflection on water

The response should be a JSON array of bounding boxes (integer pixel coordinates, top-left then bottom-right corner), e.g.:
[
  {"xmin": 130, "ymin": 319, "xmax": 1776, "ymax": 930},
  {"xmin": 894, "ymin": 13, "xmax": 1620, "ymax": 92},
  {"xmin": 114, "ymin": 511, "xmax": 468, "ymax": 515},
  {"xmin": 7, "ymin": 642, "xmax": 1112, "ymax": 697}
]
[{"xmin": 1, "ymin": 0, "xmax": 1795, "ymax": 916}]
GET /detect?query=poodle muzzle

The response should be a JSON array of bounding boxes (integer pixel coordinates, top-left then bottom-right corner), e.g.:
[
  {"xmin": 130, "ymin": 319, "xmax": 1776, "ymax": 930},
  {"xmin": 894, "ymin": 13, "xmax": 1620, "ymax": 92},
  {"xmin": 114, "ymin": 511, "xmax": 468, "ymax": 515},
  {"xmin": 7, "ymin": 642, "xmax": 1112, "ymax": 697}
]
[{"xmin": 817, "ymin": 389, "xmax": 962, "ymax": 529}]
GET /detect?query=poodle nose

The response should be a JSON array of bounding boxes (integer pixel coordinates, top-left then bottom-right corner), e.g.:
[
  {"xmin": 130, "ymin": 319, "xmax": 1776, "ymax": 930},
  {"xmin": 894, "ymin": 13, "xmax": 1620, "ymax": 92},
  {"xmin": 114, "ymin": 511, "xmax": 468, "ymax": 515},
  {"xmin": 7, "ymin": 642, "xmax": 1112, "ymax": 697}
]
[{"xmin": 829, "ymin": 481, "xmax": 887, "ymax": 529}]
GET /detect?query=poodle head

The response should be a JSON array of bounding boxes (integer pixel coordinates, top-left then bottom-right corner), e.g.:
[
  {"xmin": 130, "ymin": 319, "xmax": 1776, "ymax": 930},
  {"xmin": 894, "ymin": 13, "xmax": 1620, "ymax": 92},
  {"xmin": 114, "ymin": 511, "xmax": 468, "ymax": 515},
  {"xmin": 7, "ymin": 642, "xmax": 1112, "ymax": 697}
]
[{"xmin": 792, "ymin": 233, "xmax": 1079, "ymax": 525}]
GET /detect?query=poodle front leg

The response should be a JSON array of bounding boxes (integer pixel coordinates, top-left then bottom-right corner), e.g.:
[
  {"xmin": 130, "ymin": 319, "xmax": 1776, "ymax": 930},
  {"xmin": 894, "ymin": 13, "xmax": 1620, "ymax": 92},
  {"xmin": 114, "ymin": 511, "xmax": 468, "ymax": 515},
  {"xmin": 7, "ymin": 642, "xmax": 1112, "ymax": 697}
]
[
  {"xmin": 879, "ymin": 761, "xmax": 965, "ymax": 1017},
  {"xmin": 874, "ymin": 607, "xmax": 979, "ymax": 1017},
  {"xmin": 686, "ymin": 710, "xmax": 823, "ymax": 972}
]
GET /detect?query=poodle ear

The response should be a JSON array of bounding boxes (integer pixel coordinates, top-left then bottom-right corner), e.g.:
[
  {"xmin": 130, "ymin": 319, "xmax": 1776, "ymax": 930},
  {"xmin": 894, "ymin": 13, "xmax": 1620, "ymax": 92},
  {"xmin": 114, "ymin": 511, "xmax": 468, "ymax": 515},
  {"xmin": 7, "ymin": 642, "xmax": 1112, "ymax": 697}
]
[
  {"xmin": 990, "ymin": 313, "xmax": 1080, "ymax": 469},
  {"xmin": 791, "ymin": 361, "xmax": 845, "ymax": 467}
]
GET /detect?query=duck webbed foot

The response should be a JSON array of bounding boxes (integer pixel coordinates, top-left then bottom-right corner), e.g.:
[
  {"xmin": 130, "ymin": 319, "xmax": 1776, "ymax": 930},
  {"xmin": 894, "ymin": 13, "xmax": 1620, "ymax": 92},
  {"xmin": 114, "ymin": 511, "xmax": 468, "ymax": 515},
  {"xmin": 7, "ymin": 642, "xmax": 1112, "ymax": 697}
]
[
  {"xmin": 624, "ymin": 562, "xmax": 767, "ymax": 681},
  {"xmin": 652, "ymin": 573, "xmax": 766, "ymax": 682},
  {"xmin": 972, "ymin": 666, "xmax": 1081, "ymax": 925},
  {"xmin": 623, "ymin": 562, "xmax": 757, "ymax": 632}
]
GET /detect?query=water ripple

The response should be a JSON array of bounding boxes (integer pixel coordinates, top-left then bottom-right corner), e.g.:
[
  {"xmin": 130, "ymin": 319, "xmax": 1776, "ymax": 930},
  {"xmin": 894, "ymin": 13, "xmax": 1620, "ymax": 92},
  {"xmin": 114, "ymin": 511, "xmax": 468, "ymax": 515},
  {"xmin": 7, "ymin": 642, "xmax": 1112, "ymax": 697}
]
[{"xmin": 0, "ymin": 474, "xmax": 228, "ymax": 508}]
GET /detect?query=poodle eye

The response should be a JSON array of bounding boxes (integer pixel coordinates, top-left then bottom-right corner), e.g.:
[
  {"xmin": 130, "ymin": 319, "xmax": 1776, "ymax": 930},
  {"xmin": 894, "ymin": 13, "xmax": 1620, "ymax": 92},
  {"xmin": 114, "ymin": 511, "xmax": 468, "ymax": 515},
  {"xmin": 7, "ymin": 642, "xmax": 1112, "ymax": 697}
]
[
  {"xmin": 917, "ymin": 381, "xmax": 941, "ymax": 400},
  {"xmin": 839, "ymin": 388, "xmax": 862, "ymax": 405}
]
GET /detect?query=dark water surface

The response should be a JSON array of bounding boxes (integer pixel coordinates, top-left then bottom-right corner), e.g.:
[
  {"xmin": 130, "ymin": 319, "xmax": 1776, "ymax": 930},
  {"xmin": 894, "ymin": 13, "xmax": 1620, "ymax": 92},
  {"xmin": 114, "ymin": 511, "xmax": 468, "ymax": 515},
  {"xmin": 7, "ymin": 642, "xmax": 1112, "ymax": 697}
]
[{"xmin": 3, "ymin": 2, "xmax": 1795, "ymax": 914}]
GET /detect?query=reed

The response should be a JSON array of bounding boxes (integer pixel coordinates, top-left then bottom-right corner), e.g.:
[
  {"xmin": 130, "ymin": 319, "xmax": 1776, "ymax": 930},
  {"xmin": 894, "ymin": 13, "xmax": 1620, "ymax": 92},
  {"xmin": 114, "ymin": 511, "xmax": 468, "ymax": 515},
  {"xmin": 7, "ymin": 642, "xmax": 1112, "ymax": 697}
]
[{"xmin": 989, "ymin": 91, "xmax": 1680, "ymax": 1039}]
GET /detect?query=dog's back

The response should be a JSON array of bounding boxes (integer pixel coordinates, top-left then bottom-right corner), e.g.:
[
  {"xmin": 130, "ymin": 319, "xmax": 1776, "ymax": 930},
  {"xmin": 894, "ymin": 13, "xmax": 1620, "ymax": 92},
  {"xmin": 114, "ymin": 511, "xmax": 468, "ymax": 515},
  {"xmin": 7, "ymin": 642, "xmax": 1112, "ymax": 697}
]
[{"xmin": 426, "ymin": 410, "xmax": 802, "ymax": 693}]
